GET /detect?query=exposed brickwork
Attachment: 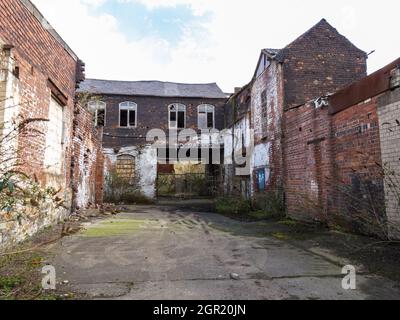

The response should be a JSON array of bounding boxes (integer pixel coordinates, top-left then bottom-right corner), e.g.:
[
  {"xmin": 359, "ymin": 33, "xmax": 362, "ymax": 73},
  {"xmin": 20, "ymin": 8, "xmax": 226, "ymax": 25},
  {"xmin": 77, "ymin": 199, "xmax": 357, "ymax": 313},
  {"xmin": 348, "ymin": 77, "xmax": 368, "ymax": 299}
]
[
  {"xmin": 283, "ymin": 78, "xmax": 397, "ymax": 236},
  {"xmin": 279, "ymin": 19, "xmax": 367, "ymax": 109},
  {"xmin": 99, "ymin": 95, "xmax": 226, "ymax": 148},
  {"xmin": 71, "ymin": 102, "xmax": 104, "ymax": 209},
  {"xmin": 378, "ymin": 88, "xmax": 400, "ymax": 237},
  {"xmin": 0, "ymin": 0, "xmax": 100, "ymax": 247}
]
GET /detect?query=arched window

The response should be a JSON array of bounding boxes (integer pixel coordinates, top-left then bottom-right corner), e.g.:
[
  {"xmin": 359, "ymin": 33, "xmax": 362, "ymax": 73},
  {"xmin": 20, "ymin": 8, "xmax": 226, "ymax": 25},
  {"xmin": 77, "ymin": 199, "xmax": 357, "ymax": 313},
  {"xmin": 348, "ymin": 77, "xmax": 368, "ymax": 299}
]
[
  {"xmin": 116, "ymin": 155, "xmax": 136, "ymax": 182},
  {"xmin": 119, "ymin": 102, "xmax": 137, "ymax": 128},
  {"xmin": 169, "ymin": 103, "xmax": 186, "ymax": 129},
  {"xmin": 198, "ymin": 104, "xmax": 215, "ymax": 129},
  {"xmin": 88, "ymin": 100, "xmax": 106, "ymax": 127}
]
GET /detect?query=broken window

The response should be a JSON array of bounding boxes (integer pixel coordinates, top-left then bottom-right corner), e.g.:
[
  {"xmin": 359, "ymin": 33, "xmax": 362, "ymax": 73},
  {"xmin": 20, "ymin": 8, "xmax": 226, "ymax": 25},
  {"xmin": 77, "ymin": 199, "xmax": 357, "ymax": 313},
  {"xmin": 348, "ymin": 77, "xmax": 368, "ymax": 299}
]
[
  {"xmin": 261, "ymin": 90, "xmax": 269, "ymax": 119},
  {"xmin": 198, "ymin": 104, "xmax": 215, "ymax": 129},
  {"xmin": 116, "ymin": 155, "xmax": 136, "ymax": 182},
  {"xmin": 119, "ymin": 102, "xmax": 137, "ymax": 127},
  {"xmin": 88, "ymin": 100, "xmax": 106, "ymax": 127},
  {"xmin": 169, "ymin": 104, "xmax": 186, "ymax": 129}
]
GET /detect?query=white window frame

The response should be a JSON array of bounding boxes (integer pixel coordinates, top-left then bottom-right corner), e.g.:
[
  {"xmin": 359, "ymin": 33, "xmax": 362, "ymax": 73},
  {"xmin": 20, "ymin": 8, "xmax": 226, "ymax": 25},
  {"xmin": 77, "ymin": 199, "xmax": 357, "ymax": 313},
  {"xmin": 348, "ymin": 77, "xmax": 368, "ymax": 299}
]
[
  {"xmin": 119, "ymin": 101, "xmax": 137, "ymax": 128},
  {"xmin": 168, "ymin": 103, "xmax": 186, "ymax": 129},
  {"xmin": 88, "ymin": 100, "xmax": 106, "ymax": 127},
  {"xmin": 197, "ymin": 104, "xmax": 215, "ymax": 129}
]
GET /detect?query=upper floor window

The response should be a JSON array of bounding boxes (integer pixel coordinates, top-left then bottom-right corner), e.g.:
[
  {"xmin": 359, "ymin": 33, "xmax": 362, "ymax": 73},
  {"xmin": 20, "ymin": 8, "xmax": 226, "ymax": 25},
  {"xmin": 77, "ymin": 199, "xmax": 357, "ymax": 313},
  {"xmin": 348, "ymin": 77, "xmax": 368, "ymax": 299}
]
[
  {"xmin": 88, "ymin": 100, "xmax": 106, "ymax": 127},
  {"xmin": 119, "ymin": 102, "xmax": 137, "ymax": 128},
  {"xmin": 169, "ymin": 103, "xmax": 186, "ymax": 129},
  {"xmin": 198, "ymin": 104, "xmax": 215, "ymax": 129}
]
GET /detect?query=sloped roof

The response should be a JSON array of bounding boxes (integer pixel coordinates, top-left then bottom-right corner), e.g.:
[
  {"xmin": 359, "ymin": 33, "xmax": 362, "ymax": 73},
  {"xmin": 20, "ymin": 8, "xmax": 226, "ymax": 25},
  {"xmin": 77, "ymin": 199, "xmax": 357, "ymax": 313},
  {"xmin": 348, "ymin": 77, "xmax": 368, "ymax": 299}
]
[
  {"xmin": 78, "ymin": 79, "xmax": 228, "ymax": 99},
  {"xmin": 275, "ymin": 18, "xmax": 367, "ymax": 62},
  {"xmin": 262, "ymin": 48, "xmax": 281, "ymax": 57}
]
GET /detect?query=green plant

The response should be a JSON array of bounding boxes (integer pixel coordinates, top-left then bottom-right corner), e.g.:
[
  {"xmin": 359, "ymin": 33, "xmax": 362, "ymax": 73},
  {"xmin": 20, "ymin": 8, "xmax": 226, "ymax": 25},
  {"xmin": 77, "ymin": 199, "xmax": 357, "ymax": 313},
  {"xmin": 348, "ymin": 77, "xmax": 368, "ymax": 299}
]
[
  {"xmin": 252, "ymin": 189, "xmax": 285, "ymax": 218},
  {"xmin": 215, "ymin": 197, "xmax": 252, "ymax": 215}
]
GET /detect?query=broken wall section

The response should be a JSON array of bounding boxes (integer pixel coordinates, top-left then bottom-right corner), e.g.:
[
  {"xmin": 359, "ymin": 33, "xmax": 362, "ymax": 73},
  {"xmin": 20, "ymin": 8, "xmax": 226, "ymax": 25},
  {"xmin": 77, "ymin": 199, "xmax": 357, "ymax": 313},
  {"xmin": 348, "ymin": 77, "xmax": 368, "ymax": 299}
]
[{"xmin": 71, "ymin": 102, "xmax": 104, "ymax": 210}]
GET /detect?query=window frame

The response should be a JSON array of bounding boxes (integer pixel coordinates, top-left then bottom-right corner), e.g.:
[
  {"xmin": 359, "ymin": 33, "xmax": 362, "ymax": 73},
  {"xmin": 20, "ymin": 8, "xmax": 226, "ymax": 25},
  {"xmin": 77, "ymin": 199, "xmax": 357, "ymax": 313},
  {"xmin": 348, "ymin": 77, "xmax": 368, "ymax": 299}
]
[
  {"xmin": 168, "ymin": 103, "xmax": 186, "ymax": 129},
  {"xmin": 88, "ymin": 100, "xmax": 107, "ymax": 127},
  {"xmin": 119, "ymin": 101, "xmax": 138, "ymax": 128},
  {"xmin": 197, "ymin": 104, "xmax": 215, "ymax": 129}
]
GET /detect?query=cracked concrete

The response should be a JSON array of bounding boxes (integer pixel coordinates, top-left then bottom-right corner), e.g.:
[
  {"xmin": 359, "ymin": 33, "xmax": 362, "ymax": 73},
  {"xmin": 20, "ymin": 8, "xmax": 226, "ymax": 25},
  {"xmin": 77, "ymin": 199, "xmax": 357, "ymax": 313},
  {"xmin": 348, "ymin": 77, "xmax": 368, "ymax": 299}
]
[{"xmin": 48, "ymin": 206, "xmax": 400, "ymax": 300}]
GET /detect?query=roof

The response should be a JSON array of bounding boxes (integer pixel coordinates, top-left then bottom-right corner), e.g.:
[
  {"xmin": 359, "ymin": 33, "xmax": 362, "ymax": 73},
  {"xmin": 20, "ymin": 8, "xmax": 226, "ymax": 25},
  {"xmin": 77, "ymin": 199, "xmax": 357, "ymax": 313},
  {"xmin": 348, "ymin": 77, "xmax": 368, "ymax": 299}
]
[
  {"xmin": 275, "ymin": 18, "xmax": 366, "ymax": 62},
  {"xmin": 262, "ymin": 48, "xmax": 281, "ymax": 57},
  {"xmin": 78, "ymin": 79, "xmax": 228, "ymax": 99}
]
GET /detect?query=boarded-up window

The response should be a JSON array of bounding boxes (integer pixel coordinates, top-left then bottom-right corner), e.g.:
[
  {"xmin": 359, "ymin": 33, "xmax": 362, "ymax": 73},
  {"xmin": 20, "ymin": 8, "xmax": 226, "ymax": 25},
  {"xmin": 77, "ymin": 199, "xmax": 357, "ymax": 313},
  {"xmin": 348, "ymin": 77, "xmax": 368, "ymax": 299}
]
[
  {"xmin": 198, "ymin": 104, "xmax": 215, "ymax": 129},
  {"xmin": 44, "ymin": 97, "xmax": 64, "ymax": 175},
  {"xmin": 116, "ymin": 155, "xmax": 136, "ymax": 182}
]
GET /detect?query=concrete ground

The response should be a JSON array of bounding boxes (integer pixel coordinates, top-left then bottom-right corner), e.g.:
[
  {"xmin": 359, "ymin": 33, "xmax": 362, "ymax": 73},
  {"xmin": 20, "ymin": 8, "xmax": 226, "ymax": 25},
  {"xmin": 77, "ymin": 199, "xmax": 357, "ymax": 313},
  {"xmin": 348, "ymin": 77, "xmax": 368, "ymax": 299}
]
[{"xmin": 48, "ymin": 205, "xmax": 400, "ymax": 300}]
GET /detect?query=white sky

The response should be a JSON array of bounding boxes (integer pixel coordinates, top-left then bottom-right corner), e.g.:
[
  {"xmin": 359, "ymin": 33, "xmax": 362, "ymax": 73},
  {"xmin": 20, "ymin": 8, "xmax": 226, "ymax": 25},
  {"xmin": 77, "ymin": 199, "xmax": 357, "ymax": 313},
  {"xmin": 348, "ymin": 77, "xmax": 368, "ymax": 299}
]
[{"xmin": 32, "ymin": 0, "xmax": 400, "ymax": 92}]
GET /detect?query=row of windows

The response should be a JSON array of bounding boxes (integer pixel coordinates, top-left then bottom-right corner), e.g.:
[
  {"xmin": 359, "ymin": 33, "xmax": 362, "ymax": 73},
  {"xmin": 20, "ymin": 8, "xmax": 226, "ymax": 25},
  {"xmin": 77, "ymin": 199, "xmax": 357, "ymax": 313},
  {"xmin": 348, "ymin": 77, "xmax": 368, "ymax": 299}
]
[{"xmin": 88, "ymin": 101, "xmax": 216, "ymax": 129}]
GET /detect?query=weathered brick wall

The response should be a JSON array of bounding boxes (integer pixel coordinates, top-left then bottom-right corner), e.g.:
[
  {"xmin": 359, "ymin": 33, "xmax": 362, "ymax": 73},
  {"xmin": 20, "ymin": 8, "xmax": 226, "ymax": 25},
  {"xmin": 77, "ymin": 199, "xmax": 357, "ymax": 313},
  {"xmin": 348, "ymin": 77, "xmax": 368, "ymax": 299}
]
[
  {"xmin": 284, "ymin": 97, "xmax": 385, "ymax": 235},
  {"xmin": 284, "ymin": 103, "xmax": 332, "ymax": 222},
  {"xmin": 280, "ymin": 19, "xmax": 367, "ymax": 109},
  {"xmin": 331, "ymin": 97, "xmax": 384, "ymax": 234},
  {"xmin": 0, "ymin": 0, "xmax": 78, "ymax": 186},
  {"xmin": 99, "ymin": 95, "xmax": 226, "ymax": 148},
  {"xmin": 0, "ymin": 0, "xmax": 94, "ymax": 248},
  {"xmin": 378, "ymin": 88, "xmax": 400, "ymax": 237},
  {"xmin": 71, "ymin": 102, "xmax": 104, "ymax": 209},
  {"xmin": 251, "ymin": 61, "xmax": 284, "ymax": 195}
]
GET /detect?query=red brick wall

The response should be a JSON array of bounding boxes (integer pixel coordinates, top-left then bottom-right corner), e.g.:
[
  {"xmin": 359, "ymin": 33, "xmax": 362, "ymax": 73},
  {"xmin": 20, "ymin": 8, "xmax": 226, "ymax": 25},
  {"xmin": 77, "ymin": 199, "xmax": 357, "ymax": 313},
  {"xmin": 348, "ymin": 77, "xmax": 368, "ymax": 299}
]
[
  {"xmin": 280, "ymin": 19, "xmax": 367, "ymax": 109},
  {"xmin": 0, "ymin": 0, "xmax": 102, "ymax": 207},
  {"xmin": 284, "ymin": 103, "xmax": 332, "ymax": 221},
  {"xmin": 0, "ymin": 0, "xmax": 77, "ymax": 188},
  {"xmin": 284, "ymin": 97, "xmax": 385, "ymax": 234},
  {"xmin": 71, "ymin": 103, "xmax": 104, "ymax": 209}
]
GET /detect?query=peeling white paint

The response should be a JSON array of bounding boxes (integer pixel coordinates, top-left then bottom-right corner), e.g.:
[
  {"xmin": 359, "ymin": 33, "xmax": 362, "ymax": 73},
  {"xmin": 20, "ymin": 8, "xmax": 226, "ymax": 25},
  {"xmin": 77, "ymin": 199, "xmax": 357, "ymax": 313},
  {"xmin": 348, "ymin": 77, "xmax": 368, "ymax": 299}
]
[{"xmin": 103, "ymin": 144, "xmax": 157, "ymax": 199}]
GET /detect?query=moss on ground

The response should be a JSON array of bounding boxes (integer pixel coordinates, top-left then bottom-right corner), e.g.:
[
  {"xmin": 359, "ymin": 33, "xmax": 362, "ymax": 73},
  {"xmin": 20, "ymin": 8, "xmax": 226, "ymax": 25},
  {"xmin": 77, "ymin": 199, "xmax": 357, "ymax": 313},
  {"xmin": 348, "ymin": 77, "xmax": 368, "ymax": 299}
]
[{"xmin": 81, "ymin": 219, "xmax": 148, "ymax": 238}]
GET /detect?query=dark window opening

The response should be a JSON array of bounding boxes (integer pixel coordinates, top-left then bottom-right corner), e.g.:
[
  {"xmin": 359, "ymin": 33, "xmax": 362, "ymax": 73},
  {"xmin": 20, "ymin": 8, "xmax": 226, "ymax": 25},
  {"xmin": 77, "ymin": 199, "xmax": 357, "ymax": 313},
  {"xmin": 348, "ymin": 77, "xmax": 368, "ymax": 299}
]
[
  {"xmin": 207, "ymin": 112, "xmax": 214, "ymax": 128},
  {"xmin": 129, "ymin": 110, "xmax": 136, "ymax": 127},
  {"xmin": 120, "ymin": 110, "xmax": 128, "ymax": 127},
  {"xmin": 96, "ymin": 109, "xmax": 105, "ymax": 127},
  {"xmin": 178, "ymin": 111, "xmax": 185, "ymax": 129},
  {"xmin": 170, "ymin": 112, "xmax": 177, "ymax": 122}
]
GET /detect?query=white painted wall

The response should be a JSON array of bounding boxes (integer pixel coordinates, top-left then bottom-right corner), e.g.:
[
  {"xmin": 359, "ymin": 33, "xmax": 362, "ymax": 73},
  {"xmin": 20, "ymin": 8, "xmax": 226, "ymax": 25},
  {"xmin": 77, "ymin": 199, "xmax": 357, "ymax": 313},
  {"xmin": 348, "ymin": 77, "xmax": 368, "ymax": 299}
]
[{"xmin": 103, "ymin": 144, "xmax": 158, "ymax": 199}]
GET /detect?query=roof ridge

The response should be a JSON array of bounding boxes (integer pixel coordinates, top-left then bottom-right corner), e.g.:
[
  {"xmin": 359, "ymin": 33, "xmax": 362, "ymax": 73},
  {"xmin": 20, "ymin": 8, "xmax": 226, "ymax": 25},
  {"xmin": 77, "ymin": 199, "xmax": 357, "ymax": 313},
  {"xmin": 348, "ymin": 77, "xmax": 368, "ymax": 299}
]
[
  {"xmin": 85, "ymin": 78, "xmax": 219, "ymax": 86},
  {"xmin": 280, "ymin": 18, "xmax": 366, "ymax": 54}
]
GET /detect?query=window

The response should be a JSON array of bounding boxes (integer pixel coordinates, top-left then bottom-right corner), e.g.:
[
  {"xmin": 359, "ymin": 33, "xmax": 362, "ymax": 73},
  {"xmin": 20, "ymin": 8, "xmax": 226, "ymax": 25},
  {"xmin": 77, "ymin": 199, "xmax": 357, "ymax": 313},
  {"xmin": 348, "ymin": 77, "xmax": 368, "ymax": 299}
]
[
  {"xmin": 44, "ymin": 97, "xmax": 64, "ymax": 175},
  {"xmin": 88, "ymin": 100, "xmax": 106, "ymax": 127},
  {"xmin": 261, "ymin": 90, "xmax": 268, "ymax": 118},
  {"xmin": 256, "ymin": 53, "xmax": 271, "ymax": 78},
  {"xmin": 119, "ymin": 102, "xmax": 137, "ymax": 128},
  {"xmin": 116, "ymin": 155, "xmax": 136, "ymax": 182},
  {"xmin": 198, "ymin": 104, "xmax": 215, "ymax": 129},
  {"xmin": 169, "ymin": 103, "xmax": 186, "ymax": 129}
]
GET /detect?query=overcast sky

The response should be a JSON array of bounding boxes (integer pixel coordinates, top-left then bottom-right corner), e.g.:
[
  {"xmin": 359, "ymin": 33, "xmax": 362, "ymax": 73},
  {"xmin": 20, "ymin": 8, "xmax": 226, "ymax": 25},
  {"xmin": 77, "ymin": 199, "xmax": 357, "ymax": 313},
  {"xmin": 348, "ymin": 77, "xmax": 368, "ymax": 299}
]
[{"xmin": 32, "ymin": 0, "xmax": 400, "ymax": 92}]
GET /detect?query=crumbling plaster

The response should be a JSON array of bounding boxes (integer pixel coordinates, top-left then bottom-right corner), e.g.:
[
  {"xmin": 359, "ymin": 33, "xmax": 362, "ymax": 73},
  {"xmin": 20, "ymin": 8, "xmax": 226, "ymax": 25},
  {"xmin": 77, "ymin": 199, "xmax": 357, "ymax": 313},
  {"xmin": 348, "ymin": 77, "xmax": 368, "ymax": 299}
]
[{"xmin": 103, "ymin": 145, "xmax": 158, "ymax": 199}]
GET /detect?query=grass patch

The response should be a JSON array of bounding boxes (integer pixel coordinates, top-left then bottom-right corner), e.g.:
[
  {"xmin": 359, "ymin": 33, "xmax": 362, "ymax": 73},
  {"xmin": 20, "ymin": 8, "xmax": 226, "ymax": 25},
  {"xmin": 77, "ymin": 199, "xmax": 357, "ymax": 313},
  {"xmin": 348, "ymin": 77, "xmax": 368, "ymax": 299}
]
[
  {"xmin": 248, "ymin": 210, "xmax": 276, "ymax": 220},
  {"xmin": 277, "ymin": 219, "xmax": 300, "ymax": 227},
  {"xmin": 81, "ymin": 219, "xmax": 148, "ymax": 237},
  {"xmin": 215, "ymin": 197, "xmax": 251, "ymax": 216},
  {"xmin": 271, "ymin": 232, "xmax": 290, "ymax": 241}
]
